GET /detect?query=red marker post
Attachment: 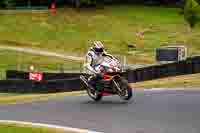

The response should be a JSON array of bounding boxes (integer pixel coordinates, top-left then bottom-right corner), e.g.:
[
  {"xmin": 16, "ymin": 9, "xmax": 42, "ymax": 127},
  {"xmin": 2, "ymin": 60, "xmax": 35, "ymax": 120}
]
[{"xmin": 50, "ymin": 3, "xmax": 56, "ymax": 13}]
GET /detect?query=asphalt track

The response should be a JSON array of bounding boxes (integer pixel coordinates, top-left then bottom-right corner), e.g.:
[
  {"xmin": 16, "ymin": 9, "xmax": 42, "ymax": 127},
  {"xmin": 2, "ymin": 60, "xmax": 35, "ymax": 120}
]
[{"xmin": 0, "ymin": 90, "xmax": 200, "ymax": 133}]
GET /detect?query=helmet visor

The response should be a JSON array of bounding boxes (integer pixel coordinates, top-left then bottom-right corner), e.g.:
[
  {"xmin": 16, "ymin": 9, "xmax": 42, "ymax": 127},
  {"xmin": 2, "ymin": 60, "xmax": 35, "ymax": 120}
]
[{"xmin": 94, "ymin": 48, "xmax": 103, "ymax": 53}]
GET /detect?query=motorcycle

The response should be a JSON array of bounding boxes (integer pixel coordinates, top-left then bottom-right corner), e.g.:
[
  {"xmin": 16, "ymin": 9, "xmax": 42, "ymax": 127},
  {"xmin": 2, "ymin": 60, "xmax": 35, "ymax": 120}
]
[{"xmin": 80, "ymin": 56, "xmax": 133, "ymax": 101}]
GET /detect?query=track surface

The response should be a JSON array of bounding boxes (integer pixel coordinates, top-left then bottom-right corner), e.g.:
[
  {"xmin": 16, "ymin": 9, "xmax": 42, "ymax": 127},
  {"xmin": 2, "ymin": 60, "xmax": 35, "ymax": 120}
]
[{"xmin": 0, "ymin": 90, "xmax": 200, "ymax": 133}]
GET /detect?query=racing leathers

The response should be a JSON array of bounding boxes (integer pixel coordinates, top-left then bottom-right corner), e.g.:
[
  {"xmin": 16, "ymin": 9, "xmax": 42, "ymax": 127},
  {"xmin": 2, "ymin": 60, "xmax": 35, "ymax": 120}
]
[{"xmin": 84, "ymin": 47, "xmax": 114, "ymax": 91}]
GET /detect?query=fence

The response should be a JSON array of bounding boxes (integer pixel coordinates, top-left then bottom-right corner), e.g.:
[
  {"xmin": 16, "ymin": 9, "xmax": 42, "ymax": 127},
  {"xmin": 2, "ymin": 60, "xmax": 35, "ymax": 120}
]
[
  {"xmin": 0, "ymin": 47, "xmax": 129, "ymax": 79},
  {"xmin": 1, "ymin": 55, "xmax": 199, "ymax": 93},
  {"xmin": 0, "ymin": 79, "xmax": 83, "ymax": 93},
  {"xmin": 0, "ymin": 48, "xmax": 85, "ymax": 79},
  {"xmin": 0, "ymin": 63, "xmax": 83, "ymax": 79},
  {"xmin": 3, "ymin": 70, "xmax": 89, "ymax": 93},
  {"xmin": 127, "ymin": 58, "xmax": 200, "ymax": 83}
]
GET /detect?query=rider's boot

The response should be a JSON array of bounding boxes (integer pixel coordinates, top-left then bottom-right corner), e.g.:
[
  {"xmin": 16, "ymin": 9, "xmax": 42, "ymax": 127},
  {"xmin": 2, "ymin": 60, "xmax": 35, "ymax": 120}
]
[
  {"xmin": 88, "ymin": 75, "xmax": 103, "ymax": 95},
  {"xmin": 88, "ymin": 76, "xmax": 97, "ymax": 92}
]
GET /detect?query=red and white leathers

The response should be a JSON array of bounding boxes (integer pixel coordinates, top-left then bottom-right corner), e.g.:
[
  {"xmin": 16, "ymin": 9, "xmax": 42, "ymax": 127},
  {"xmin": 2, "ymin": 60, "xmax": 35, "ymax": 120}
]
[{"xmin": 84, "ymin": 47, "xmax": 114, "ymax": 75}]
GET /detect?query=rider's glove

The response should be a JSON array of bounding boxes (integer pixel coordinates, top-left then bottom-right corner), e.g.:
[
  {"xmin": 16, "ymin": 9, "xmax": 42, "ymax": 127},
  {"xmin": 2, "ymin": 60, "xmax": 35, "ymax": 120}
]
[{"xmin": 95, "ymin": 71, "xmax": 100, "ymax": 74}]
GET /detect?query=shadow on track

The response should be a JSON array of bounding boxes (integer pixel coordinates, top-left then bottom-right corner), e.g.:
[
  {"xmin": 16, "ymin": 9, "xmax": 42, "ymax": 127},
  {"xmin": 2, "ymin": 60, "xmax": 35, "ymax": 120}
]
[{"xmin": 80, "ymin": 96, "xmax": 135, "ymax": 106}]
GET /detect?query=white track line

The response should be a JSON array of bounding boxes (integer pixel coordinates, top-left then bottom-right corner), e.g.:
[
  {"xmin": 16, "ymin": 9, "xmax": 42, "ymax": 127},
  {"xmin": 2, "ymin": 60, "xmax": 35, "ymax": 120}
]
[
  {"xmin": 144, "ymin": 88, "xmax": 167, "ymax": 92},
  {"xmin": 143, "ymin": 88, "xmax": 197, "ymax": 92},
  {"xmin": 0, "ymin": 120, "xmax": 102, "ymax": 133},
  {"xmin": 0, "ymin": 45, "xmax": 84, "ymax": 61}
]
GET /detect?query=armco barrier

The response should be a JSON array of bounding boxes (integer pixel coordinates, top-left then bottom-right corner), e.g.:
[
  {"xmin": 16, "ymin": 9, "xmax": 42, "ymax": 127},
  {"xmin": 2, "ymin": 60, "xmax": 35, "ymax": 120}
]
[
  {"xmin": 0, "ymin": 79, "xmax": 84, "ymax": 93},
  {"xmin": 1, "ymin": 56, "xmax": 200, "ymax": 92},
  {"xmin": 128, "ymin": 56, "xmax": 200, "ymax": 83},
  {"xmin": 6, "ymin": 70, "xmax": 88, "ymax": 80},
  {"xmin": 6, "ymin": 70, "xmax": 29, "ymax": 80},
  {"xmin": 2, "ymin": 70, "xmax": 128, "ymax": 93},
  {"xmin": 189, "ymin": 56, "xmax": 200, "ymax": 73},
  {"xmin": 3, "ymin": 71, "xmax": 88, "ymax": 93}
]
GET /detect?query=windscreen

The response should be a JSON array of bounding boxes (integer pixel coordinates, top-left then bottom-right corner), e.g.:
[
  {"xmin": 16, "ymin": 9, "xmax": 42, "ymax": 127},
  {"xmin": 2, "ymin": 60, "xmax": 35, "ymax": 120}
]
[{"xmin": 103, "ymin": 56, "xmax": 112, "ymax": 63}]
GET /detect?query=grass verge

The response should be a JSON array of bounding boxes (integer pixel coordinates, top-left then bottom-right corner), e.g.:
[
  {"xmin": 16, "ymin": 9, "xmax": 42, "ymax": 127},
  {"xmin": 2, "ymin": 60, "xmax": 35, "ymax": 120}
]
[
  {"xmin": 0, "ymin": 49, "xmax": 82, "ymax": 72},
  {"xmin": 0, "ymin": 49, "xmax": 82, "ymax": 79},
  {"xmin": 132, "ymin": 73, "xmax": 200, "ymax": 89},
  {"xmin": 0, "ymin": 123, "xmax": 79, "ymax": 133},
  {"xmin": 0, "ymin": 91, "xmax": 86, "ymax": 105}
]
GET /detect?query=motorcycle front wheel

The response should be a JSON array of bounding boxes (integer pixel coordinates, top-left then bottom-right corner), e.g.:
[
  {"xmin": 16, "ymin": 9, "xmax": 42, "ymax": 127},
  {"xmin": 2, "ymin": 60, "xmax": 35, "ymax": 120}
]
[
  {"xmin": 80, "ymin": 75, "xmax": 103, "ymax": 101},
  {"xmin": 85, "ymin": 86, "xmax": 103, "ymax": 101},
  {"xmin": 116, "ymin": 78, "xmax": 133, "ymax": 101}
]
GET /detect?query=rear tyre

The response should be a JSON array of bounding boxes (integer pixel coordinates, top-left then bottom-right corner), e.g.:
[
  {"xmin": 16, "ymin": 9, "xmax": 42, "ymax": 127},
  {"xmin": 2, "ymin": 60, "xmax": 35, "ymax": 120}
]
[{"xmin": 117, "ymin": 78, "xmax": 132, "ymax": 101}]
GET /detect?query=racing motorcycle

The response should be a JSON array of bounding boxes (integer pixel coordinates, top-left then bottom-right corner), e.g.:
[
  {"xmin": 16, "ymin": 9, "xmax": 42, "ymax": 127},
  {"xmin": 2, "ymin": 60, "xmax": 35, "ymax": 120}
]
[{"xmin": 80, "ymin": 56, "xmax": 133, "ymax": 101}]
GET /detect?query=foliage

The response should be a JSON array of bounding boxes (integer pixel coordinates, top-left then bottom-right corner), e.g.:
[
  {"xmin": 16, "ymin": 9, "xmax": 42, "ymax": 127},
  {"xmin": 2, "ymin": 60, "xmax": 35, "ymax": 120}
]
[
  {"xmin": 80, "ymin": 0, "xmax": 96, "ymax": 5},
  {"xmin": 184, "ymin": 0, "xmax": 200, "ymax": 28},
  {"xmin": 0, "ymin": 0, "xmax": 187, "ymax": 8},
  {"xmin": 79, "ymin": 0, "xmax": 105, "ymax": 7},
  {"xmin": 1, "ymin": 0, "xmax": 16, "ymax": 8}
]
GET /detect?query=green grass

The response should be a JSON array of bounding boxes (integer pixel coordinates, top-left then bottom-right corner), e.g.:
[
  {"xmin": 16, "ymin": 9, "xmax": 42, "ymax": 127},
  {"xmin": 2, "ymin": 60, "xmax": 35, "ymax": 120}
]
[
  {"xmin": 0, "ymin": 49, "xmax": 82, "ymax": 79},
  {"xmin": 132, "ymin": 73, "xmax": 200, "ymax": 89},
  {"xmin": 0, "ymin": 6, "xmax": 200, "ymax": 64},
  {"xmin": 0, "ymin": 123, "xmax": 77, "ymax": 133},
  {"xmin": 0, "ymin": 91, "xmax": 86, "ymax": 104},
  {"xmin": 0, "ymin": 93, "xmax": 21, "ymax": 97}
]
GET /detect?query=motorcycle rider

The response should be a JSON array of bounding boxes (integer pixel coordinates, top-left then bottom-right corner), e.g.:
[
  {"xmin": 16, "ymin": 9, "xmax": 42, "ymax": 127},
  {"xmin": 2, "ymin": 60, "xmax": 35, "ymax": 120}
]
[{"xmin": 84, "ymin": 41, "xmax": 114, "ymax": 91}]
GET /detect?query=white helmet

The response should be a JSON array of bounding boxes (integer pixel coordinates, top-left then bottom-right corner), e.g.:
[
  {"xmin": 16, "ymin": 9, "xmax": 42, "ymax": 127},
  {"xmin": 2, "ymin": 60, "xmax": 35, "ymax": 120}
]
[{"xmin": 92, "ymin": 41, "xmax": 104, "ymax": 53}]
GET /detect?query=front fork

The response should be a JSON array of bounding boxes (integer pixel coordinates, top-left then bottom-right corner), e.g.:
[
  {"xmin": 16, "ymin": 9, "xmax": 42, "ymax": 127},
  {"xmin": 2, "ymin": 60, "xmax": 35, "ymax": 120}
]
[
  {"xmin": 80, "ymin": 75, "xmax": 95, "ymax": 91},
  {"xmin": 112, "ymin": 79, "xmax": 122, "ymax": 93}
]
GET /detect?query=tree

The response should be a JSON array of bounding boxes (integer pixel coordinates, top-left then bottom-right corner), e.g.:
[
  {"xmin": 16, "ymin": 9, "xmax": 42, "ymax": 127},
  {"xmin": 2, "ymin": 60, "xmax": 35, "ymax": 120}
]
[
  {"xmin": 183, "ymin": 0, "xmax": 200, "ymax": 29},
  {"xmin": 2, "ymin": 0, "xmax": 16, "ymax": 8}
]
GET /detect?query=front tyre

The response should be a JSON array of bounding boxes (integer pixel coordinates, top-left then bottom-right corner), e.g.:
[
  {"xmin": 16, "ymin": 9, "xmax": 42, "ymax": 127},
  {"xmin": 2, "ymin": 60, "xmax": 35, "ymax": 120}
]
[
  {"xmin": 80, "ymin": 75, "xmax": 102, "ymax": 101},
  {"xmin": 117, "ymin": 79, "xmax": 132, "ymax": 101},
  {"xmin": 86, "ymin": 86, "xmax": 103, "ymax": 101}
]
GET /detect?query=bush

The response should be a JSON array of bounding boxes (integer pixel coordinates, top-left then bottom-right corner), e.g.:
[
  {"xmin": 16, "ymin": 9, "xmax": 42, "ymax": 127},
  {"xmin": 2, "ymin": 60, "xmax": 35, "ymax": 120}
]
[
  {"xmin": 184, "ymin": 0, "xmax": 200, "ymax": 28},
  {"xmin": 2, "ymin": 0, "xmax": 16, "ymax": 8},
  {"xmin": 74, "ymin": 0, "xmax": 106, "ymax": 8}
]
